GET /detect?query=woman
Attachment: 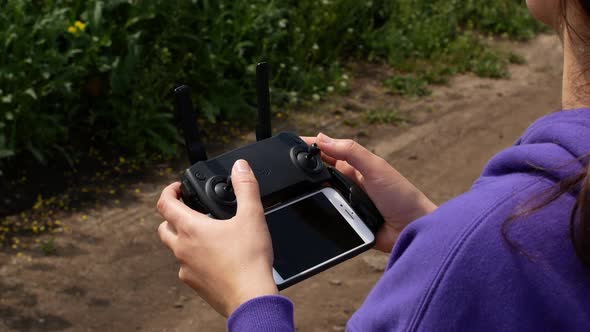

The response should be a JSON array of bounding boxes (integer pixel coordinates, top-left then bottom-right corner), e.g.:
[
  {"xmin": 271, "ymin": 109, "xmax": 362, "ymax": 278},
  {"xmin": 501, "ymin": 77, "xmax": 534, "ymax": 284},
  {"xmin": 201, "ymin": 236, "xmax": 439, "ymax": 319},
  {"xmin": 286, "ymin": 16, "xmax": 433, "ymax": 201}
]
[{"xmin": 156, "ymin": 1, "xmax": 590, "ymax": 330}]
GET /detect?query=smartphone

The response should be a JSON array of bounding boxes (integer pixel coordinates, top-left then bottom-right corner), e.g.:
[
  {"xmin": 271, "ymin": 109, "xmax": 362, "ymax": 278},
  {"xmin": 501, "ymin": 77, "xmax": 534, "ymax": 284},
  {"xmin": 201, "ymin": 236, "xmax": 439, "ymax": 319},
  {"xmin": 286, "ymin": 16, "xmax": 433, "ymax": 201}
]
[{"xmin": 265, "ymin": 187, "xmax": 376, "ymax": 289}]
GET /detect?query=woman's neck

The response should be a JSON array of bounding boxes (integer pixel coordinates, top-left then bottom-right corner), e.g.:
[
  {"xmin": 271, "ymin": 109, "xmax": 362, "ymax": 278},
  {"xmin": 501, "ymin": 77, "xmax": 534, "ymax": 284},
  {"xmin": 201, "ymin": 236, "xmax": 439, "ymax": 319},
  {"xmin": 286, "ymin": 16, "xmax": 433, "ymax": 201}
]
[{"xmin": 562, "ymin": 30, "xmax": 590, "ymax": 109}]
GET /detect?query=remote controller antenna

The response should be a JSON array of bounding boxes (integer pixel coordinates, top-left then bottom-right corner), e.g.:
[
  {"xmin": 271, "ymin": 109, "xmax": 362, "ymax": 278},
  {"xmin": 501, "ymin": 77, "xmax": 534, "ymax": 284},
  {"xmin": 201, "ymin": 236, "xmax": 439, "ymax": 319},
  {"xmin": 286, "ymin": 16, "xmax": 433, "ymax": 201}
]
[
  {"xmin": 174, "ymin": 85, "xmax": 208, "ymax": 164},
  {"xmin": 256, "ymin": 62, "xmax": 272, "ymax": 141}
]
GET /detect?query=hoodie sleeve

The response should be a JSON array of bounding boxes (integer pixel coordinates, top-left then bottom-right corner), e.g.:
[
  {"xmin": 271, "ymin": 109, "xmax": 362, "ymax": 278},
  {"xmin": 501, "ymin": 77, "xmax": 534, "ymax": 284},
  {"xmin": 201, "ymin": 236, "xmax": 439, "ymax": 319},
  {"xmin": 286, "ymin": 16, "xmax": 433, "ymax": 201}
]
[{"xmin": 227, "ymin": 295, "xmax": 295, "ymax": 332}]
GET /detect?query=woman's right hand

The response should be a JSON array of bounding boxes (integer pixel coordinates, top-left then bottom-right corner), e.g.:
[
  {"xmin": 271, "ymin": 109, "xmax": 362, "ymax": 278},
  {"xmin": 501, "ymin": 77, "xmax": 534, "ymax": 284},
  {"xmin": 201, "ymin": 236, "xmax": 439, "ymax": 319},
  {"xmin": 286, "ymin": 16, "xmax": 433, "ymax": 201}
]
[{"xmin": 302, "ymin": 133, "xmax": 437, "ymax": 253}]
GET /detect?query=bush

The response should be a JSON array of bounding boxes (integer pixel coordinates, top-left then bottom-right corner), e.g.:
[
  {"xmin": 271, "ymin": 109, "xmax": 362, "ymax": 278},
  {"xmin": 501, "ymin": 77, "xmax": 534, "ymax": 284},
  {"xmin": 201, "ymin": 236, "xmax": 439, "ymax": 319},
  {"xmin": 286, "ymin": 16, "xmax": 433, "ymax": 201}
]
[{"xmin": 0, "ymin": 0, "xmax": 543, "ymax": 170}]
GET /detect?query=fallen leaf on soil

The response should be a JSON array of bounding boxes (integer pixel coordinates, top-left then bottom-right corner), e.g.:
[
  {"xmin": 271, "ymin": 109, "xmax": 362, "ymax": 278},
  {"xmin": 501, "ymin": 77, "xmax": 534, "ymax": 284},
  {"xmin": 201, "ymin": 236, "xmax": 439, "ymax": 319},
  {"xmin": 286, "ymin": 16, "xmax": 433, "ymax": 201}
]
[{"xmin": 329, "ymin": 279, "xmax": 342, "ymax": 286}]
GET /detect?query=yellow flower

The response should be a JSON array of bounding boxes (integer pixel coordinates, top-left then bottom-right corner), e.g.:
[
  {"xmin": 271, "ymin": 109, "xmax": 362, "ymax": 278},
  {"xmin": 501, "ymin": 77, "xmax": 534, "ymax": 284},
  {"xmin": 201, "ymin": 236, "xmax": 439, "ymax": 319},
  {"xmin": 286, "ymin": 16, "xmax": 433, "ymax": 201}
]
[
  {"xmin": 67, "ymin": 26, "xmax": 77, "ymax": 34},
  {"xmin": 74, "ymin": 20, "xmax": 86, "ymax": 31}
]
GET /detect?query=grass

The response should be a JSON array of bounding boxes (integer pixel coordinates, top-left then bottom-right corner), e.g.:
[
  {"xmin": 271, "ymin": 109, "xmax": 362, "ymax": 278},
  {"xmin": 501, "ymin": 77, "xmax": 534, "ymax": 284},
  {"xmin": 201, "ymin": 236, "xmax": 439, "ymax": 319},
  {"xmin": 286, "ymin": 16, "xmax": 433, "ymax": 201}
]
[
  {"xmin": 364, "ymin": 109, "xmax": 407, "ymax": 125},
  {"xmin": 383, "ymin": 36, "xmax": 529, "ymax": 97},
  {"xmin": 384, "ymin": 76, "xmax": 432, "ymax": 98},
  {"xmin": 39, "ymin": 238, "xmax": 57, "ymax": 256},
  {"xmin": 508, "ymin": 52, "xmax": 527, "ymax": 65}
]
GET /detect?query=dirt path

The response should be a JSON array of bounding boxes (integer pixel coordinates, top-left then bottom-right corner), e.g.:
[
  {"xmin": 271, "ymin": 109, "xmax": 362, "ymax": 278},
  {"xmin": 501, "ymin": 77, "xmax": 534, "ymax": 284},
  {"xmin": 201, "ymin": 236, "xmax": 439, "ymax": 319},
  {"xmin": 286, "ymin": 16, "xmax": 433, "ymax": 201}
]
[{"xmin": 0, "ymin": 34, "xmax": 563, "ymax": 332}]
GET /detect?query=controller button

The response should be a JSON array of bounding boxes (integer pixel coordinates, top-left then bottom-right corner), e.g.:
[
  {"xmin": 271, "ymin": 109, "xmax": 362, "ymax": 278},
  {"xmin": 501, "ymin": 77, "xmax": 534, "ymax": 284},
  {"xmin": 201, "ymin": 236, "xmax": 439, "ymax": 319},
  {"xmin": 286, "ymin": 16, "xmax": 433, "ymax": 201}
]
[{"xmin": 194, "ymin": 171, "xmax": 206, "ymax": 180}]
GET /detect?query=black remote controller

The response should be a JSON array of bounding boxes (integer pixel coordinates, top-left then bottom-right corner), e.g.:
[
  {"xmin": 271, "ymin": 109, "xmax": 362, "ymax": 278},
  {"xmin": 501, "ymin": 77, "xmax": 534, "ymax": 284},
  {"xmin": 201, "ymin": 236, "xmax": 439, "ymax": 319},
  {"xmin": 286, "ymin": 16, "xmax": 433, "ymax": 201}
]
[
  {"xmin": 174, "ymin": 62, "xmax": 384, "ymax": 232},
  {"xmin": 180, "ymin": 132, "xmax": 331, "ymax": 219}
]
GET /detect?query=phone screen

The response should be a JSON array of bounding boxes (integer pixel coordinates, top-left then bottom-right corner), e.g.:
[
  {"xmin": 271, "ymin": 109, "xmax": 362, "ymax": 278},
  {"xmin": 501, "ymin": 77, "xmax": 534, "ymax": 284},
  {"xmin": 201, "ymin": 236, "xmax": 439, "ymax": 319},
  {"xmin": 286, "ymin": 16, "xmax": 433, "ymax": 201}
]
[{"xmin": 265, "ymin": 192, "xmax": 364, "ymax": 280}]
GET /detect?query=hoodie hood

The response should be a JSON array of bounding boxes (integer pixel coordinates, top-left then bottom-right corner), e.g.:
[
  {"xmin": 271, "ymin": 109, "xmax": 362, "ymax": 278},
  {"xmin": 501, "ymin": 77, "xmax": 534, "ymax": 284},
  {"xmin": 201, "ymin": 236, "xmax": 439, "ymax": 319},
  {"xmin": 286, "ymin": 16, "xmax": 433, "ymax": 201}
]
[{"xmin": 481, "ymin": 108, "xmax": 590, "ymax": 190}]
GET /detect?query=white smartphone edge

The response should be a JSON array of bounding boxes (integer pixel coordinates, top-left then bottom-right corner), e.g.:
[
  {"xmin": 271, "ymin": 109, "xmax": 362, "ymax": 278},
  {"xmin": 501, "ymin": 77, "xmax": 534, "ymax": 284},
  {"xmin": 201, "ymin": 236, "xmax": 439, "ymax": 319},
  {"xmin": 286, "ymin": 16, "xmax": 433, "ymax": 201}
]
[{"xmin": 265, "ymin": 187, "xmax": 376, "ymax": 286}]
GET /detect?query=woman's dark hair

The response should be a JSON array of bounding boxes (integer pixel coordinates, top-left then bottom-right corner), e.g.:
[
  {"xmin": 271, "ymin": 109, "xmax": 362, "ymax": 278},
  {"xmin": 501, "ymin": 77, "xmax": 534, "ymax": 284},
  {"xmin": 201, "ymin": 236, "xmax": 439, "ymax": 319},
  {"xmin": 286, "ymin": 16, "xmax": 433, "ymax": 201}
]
[
  {"xmin": 502, "ymin": 0, "xmax": 590, "ymax": 267},
  {"xmin": 580, "ymin": 0, "xmax": 590, "ymax": 17},
  {"xmin": 502, "ymin": 163, "xmax": 590, "ymax": 266}
]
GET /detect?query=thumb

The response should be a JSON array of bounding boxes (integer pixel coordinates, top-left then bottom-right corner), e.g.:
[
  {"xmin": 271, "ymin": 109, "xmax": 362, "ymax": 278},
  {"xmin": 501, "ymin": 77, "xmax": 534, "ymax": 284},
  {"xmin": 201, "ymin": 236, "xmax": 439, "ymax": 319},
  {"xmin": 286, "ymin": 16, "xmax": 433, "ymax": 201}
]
[
  {"xmin": 231, "ymin": 160, "xmax": 264, "ymax": 220},
  {"xmin": 315, "ymin": 132, "xmax": 387, "ymax": 176}
]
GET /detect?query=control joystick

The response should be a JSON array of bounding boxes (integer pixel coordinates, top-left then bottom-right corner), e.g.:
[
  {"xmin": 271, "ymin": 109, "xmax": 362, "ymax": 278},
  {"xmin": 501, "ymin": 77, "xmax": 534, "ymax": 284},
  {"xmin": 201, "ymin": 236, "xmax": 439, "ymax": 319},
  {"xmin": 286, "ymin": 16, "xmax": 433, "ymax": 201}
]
[
  {"xmin": 214, "ymin": 176, "xmax": 235, "ymax": 202},
  {"xmin": 296, "ymin": 143, "xmax": 321, "ymax": 170},
  {"xmin": 208, "ymin": 176, "xmax": 235, "ymax": 204}
]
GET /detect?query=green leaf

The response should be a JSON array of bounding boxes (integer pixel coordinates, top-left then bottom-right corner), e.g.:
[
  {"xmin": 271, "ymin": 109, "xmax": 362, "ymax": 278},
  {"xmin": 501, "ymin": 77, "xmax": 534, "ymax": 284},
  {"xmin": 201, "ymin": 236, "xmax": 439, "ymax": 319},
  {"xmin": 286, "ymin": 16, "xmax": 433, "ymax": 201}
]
[
  {"xmin": 93, "ymin": 1, "xmax": 104, "ymax": 27},
  {"xmin": 25, "ymin": 88, "xmax": 37, "ymax": 100},
  {"xmin": 1, "ymin": 95, "xmax": 12, "ymax": 104},
  {"xmin": 0, "ymin": 149, "xmax": 14, "ymax": 159},
  {"xmin": 235, "ymin": 41, "xmax": 254, "ymax": 57},
  {"xmin": 67, "ymin": 49, "xmax": 83, "ymax": 57},
  {"xmin": 125, "ymin": 14, "xmax": 156, "ymax": 29},
  {"xmin": 200, "ymin": 99, "xmax": 219, "ymax": 123},
  {"xmin": 4, "ymin": 33, "xmax": 17, "ymax": 49},
  {"xmin": 146, "ymin": 129, "xmax": 175, "ymax": 155}
]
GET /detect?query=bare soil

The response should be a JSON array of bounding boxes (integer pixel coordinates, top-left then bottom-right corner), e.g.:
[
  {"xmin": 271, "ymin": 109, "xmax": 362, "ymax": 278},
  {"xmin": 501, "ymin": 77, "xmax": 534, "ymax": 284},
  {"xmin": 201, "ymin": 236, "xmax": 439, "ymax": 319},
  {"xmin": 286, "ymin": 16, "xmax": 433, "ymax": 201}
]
[{"xmin": 0, "ymin": 34, "xmax": 563, "ymax": 332}]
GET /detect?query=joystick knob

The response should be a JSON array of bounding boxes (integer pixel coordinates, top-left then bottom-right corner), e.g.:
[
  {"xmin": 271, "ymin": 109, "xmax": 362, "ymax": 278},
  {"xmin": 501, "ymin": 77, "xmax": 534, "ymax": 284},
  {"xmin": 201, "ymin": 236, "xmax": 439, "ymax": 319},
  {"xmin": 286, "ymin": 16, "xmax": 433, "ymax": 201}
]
[
  {"xmin": 307, "ymin": 143, "xmax": 320, "ymax": 159},
  {"xmin": 213, "ymin": 176, "xmax": 235, "ymax": 202},
  {"xmin": 296, "ymin": 143, "xmax": 321, "ymax": 170}
]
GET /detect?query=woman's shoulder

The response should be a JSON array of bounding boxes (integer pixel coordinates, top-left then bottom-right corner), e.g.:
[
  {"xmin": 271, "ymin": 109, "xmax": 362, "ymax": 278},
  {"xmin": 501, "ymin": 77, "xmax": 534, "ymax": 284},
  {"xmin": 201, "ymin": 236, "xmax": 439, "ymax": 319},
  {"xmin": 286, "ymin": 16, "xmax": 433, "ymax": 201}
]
[{"xmin": 349, "ymin": 173, "xmax": 590, "ymax": 331}]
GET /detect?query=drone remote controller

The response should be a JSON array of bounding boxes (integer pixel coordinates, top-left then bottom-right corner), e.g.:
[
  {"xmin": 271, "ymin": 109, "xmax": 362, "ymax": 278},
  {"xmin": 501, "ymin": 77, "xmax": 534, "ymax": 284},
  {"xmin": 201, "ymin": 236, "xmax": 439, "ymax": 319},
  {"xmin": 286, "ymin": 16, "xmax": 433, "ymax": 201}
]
[{"xmin": 174, "ymin": 62, "xmax": 384, "ymax": 232}]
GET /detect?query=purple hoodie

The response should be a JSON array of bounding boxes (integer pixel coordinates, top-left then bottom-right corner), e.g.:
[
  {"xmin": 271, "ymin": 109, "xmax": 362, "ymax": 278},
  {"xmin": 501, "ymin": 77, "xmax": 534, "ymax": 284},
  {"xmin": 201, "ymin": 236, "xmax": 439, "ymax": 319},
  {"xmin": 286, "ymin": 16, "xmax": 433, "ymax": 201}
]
[{"xmin": 227, "ymin": 109, "xmax": 590, "ymax": 331}]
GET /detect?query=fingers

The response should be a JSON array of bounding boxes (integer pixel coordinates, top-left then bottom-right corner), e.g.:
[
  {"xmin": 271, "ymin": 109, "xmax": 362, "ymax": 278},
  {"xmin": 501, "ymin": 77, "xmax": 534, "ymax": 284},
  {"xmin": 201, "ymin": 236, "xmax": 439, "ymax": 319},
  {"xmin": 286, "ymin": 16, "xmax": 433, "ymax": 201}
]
[
  {"xmin": 315, "ymin": 132, "xmax": 388, "ymax": 177},
  {"xmin": 334, "ymin": 160, "xmax": 366, "ymax": 190},
  {"xmin": 301, "ymin": 136, "xmax": 338, "ymax": 166},
  {"xmin": 300, "ymin": 136, "xmax": 315, "ymax": 145},
  {"xmin": 302, "ymin": 134, "xmax": 365, "ymax": 188},
  {"xmin": 156, "ymin": 182, "xmax": 201, "ymax": 231},
  {"xmin": 158, "ymin": 221, "xmax": 177, "ymax": 249},
  {"xmin": 231, "ymin": 160, "xmax": 264, "ymax": 220}
]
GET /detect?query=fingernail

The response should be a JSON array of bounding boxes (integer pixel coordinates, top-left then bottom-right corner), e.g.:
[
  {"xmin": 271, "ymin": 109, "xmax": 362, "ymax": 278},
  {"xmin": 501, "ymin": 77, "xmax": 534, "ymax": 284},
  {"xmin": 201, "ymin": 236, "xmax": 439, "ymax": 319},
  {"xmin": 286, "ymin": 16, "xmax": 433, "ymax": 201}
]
[
  {"xmin": 235, "ymin": 159, "xmax": 251, "ymax": 173},
  {"xmin": 318, "ymin": 132, "xmax": 333, "ymax": 144}
]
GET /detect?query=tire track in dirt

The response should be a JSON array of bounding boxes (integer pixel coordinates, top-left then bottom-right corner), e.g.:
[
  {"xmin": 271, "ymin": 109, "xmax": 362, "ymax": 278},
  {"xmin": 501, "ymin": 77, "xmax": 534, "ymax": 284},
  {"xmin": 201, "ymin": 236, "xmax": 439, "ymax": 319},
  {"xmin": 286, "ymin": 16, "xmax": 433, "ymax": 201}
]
[{"xmin": 1, "ymin": 34, "xmax": 563, "ymax": 332}]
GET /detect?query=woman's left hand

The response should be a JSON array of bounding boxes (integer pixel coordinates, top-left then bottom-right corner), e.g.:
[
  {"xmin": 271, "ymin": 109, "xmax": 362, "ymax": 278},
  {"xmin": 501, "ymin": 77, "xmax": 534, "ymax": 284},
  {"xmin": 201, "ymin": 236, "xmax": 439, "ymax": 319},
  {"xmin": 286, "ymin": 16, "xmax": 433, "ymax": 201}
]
[{"xmin": 156, "ymin": 159, "xmax": 278, "ymax": 317}]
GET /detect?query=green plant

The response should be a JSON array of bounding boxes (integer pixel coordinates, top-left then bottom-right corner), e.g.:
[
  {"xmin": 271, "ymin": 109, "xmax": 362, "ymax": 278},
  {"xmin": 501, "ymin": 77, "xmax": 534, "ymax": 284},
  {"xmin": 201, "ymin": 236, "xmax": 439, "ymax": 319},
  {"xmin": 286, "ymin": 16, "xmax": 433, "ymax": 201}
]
[
  {"xmin": 508, "ymin": 52, "xmax": 527, "ymax": 65},
  {"xmin": 383, "ymin": 31, "xmax": 521, "ymax": 96},
  {"xmin": 0, "ymin": 0, "xmax": 547, "ymax": 247},
  {"xmin": 384, "ymin": 75, "xmax": 431, "ymax": 97},
  {"xmin": 40, "ymin": 238, "xmax": 57, "ymax": 256},
  {"xmin": 0, "ymin": 0, "xmax": 543, "ymax": 186},
  {"xmin": 364, "ymin": 109, "xmax": 406, "ymax": 125}
]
